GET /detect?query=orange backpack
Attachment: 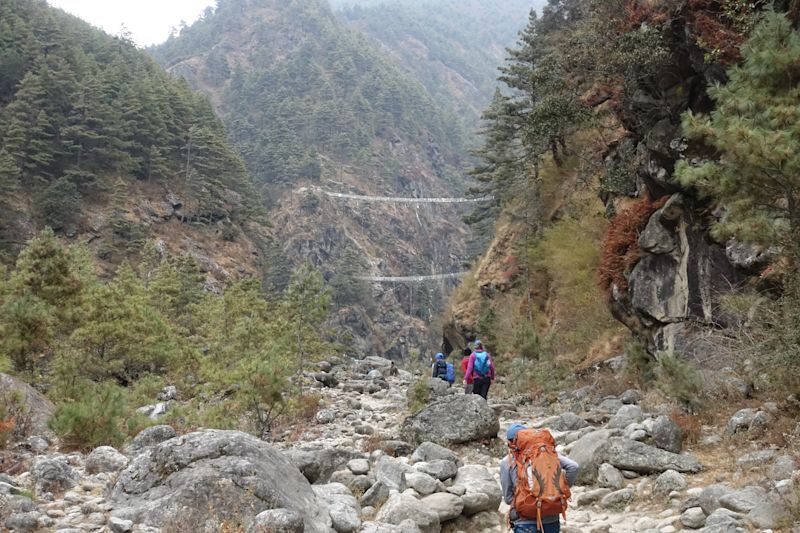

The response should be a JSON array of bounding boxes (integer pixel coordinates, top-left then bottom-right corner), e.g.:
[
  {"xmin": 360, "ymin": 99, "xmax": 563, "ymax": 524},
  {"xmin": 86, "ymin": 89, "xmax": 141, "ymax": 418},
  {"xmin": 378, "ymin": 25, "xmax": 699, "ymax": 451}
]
[{"xmin": 509, "ymin": 428, "xmax": 571, "ymax": 530}]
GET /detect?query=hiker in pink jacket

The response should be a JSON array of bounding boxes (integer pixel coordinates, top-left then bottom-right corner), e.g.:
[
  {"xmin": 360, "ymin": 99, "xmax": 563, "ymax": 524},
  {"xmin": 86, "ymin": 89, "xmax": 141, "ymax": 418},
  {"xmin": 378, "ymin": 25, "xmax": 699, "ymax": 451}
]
[{"xmin": 463, "ymin": 340, "xmax": 495, "ymax": 400}]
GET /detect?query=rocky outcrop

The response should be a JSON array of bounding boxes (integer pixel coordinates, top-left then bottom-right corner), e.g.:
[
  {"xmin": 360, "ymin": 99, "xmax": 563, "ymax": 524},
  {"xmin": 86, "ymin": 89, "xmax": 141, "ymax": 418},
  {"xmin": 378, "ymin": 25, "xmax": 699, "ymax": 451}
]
[
  {"xmin": 109, "ymin": 429, "xmax": 333, "ymax": 532},
  {"xmin": 0, "ymin": 373, "xmax": 55, "ymax": 439}
]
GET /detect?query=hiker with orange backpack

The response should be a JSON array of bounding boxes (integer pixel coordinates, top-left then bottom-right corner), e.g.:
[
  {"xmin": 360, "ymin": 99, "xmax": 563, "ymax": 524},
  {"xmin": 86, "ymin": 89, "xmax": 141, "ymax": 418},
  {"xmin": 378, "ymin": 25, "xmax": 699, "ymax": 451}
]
[{"xmin": 500, "ymin": 423, "xmax": 579, "ymax": 533}]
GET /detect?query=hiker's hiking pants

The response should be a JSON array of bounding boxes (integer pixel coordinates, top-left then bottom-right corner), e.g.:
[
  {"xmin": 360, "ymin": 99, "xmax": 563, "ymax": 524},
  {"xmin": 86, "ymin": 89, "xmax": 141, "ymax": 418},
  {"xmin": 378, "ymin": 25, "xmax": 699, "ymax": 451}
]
[
  {"xmin": 513, "ymin": 523, "xmax": 560, "ymax": 533},
  {"xmin": 472, "ymin": 376, "xmax": 491, "ymax": 399}
]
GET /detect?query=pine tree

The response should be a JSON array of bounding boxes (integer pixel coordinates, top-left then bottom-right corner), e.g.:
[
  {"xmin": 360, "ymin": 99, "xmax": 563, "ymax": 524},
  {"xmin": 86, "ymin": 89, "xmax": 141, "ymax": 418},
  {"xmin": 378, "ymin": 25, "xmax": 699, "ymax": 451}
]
[
  {"xmin": 677, "ymin": 12, "xmax": 800, "ymax": 261},
  {"xmin": 280, "ymin": 262, "xmax": 331, "ymax": 373}
]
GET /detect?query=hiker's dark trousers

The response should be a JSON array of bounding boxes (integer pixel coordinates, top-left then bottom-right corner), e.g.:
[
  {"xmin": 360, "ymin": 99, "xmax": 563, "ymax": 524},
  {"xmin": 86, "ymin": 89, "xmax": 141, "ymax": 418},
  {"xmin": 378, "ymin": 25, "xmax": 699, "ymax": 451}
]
[{"xmin": 472, "ymin": 376, "xmax": 491, "ymax": 399}]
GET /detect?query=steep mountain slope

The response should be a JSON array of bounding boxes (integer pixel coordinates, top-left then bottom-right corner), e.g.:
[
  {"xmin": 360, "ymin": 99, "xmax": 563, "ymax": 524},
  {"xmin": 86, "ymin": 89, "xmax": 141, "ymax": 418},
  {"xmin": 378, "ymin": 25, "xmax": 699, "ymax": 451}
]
[
  {"xmin": 331, "ymin": 0, "xmax": 542, "ymax": 133},
  {"xmin": 0, "ymin": 0, "xmax": 268, "ymax": 281},
  {"xmin": 151, "ymin": 0, "xmax": 473, "ymax": 358}
]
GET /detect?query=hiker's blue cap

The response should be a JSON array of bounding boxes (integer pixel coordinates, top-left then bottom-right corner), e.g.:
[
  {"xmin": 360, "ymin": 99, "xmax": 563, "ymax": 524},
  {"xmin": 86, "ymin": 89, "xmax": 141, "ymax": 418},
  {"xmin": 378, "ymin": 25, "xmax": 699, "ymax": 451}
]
[
  {"xmin": 507, "ymin": 423, "xmax": 526, "ymax": 441},
  {"xmin": 435, "ymin": 352, "xmax": 444, "ymax": 359}
]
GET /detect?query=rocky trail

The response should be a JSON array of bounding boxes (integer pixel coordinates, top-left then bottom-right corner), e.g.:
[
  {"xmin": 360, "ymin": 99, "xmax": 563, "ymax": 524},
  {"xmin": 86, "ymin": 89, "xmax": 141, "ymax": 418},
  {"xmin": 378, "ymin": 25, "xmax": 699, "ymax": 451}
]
[{"xmin": 0, "ymin": 356, "xmax": 797, "ymax": 532}]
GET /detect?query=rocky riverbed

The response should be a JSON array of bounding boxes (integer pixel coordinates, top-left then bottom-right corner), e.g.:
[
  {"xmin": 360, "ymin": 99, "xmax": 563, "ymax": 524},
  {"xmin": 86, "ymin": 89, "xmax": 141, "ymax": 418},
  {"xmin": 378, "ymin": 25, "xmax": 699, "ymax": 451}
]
[{"xmin": 0, "ymin": 356, "xmax": 797, "ymax": 532}]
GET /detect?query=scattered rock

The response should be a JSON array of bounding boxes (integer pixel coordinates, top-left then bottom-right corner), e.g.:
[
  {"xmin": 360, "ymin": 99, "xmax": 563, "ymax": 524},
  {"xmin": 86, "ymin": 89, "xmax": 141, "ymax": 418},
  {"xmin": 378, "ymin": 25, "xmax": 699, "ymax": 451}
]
[
  {"xmin": 410, "ymin": 442, "xmax": 461, "ymax": 466},
  {"xmin": 600, "ymin": 488, "xmax": 634, "ymax": 509},
  {"xmin": 680, "ymin": 507, "xmax": 706, "ymax": 529},
  {"xmin": 597, "ymin": 463, "xmax": 625, "ymax": 490},
  {"xmin": 85, "ymin": 446, "xmax": 129, "ymax": 474},
  {"xmin": 421, "ymin": 492, "xmax": 464, "ymax": 522},
  {"xmin": 651, "ymin": 415, "xmax": 683, "ymax": 454},
  {"xmin": 252, "ymin": 508, "xmax": 304, "ymax": 533},
  {"xmin": 32, "ymin": 456, "xmax": 78, "ymax": 495},
  {"xmin": 653, "ymin": 470, "xmax": 687, "ymax": 497},
  {"xmin": 375, "ymin": 493, "xmax": 440, "ymax": 533},
  {"xmin": 125, "ymin": 425, "xmax": 177, "ymax": 454}
]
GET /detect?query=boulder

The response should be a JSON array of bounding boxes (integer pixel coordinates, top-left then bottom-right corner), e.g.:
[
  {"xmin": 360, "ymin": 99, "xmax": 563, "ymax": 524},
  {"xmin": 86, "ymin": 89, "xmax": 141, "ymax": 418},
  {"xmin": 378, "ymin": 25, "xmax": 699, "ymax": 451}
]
[
  {"xmin": 650, "ymin": 415, "xmax": 683, "ymax": 454},
  {"xmin": 360, "ymin": 481, "xmax": 390, "ymax": 508},
  {"xmin": 607, "ymin": 405, "xmax": 644, "ymax": 429},
  {"xmin": 375, "ymin": 493, "xmax": 440, "ymax": 533},
  {"xmin": 286, "ymin": 447, "xmax": 360, "ymax": 484},
  {"xmin": 597, "ymin": 463, "xmax": 624, "ymax": 490},
  {"xmin": 85, "ymin": 446, "xmax": 129, "ymax": 474},
  {"xmin": 452, "ymin": 465, "xmax": 501, "ymax": 515},
  {"xmin": 251, "ymin": 508, "xmax": 304, "ymax": 533},
  {"xmin": 770, "ymin": 454, "xmax": 797, "ymax": 481},
  {"xmin": 125, "ymin": 425, "xmax": 177, "ymax": 454},
  {"xmin": 421, "ymin": 492, "xmax": 464, "ymax": 522},
  {"xmin": 621, "ymin": 389, "xmax": 643, "ymax": 405},
  {"xmin": 313, "ymin": 484, "xmax": 361, "ymax": 533},
  {"xmin": 361, "ymin": 519, "xmax": 422, "ymax": 533},
  {"xmin": 410, "ymin": 442, "xmax": 461, "ymax": 466},
  {"xmin": 32, "ymin": 456, "xmax": 78, "ymax": 495},
  {"xmin": 680, "ymin": 507, "xmax": 706, "ymax": 529},
  {"xmin": 699, "ymin": 484, "xmax": 733, "ymax": 515},
  {"xmin": 600, "ymin": 488, "xmax": 634, "ymax": 508},
  {"xmin": 156, "ymin": 386, "xmax": 177, "ymax": 401},
  {"xmin": 403, "ymin": 472, "xmax": 438, "ymax": 496},
  {"xmin": 109, "ymin": 517, "xmax": 134, "ymax": 533},
  {"xmin": 316, "ymin": 410, "xmax": 336, "ymax": 424},
  {"xmin": 653, "ymin": 470, "xmax": 687, "ymax": 497},
  {"xmin": 600, "ymin": 438, "xmax": 702, "ymax": 475},
  {"xmin": 4, "ymin": 512, "xmax": 39, "ymax": 533},
  {"xmin": 535, "ymin": 412, "xmax": 590, "ymax": 432},
  {"xmin": 374, "ymin": 455, "xmax": 413, "ymax": 491},
  {"xmin": 312, "ymin": 372, "xmax": 339, "ymax": 388},
  {"xmin": 725, "ymin": 408, "xmax": 766, "ymax": 435},
  {"xmin": 346, "ymin": 458, "xmax": 370, "ymax": 476},
  {"xmin": 567, "ymin": 429, "xmax": 616, "ymax": 484},
  {"xmin": 0, "ymin": 373, "xmax": 55, "ymax": 438},
  {"xmin": 413, "ymin": 460, "xmax": 458, "ymax": 481},
  {"xmin": 109, "ymin": 429, "xmax": 332, "ymax": 533},
  {"xmin": 400, "ymin": 395, "xmax": 498, "ymax": 446}
]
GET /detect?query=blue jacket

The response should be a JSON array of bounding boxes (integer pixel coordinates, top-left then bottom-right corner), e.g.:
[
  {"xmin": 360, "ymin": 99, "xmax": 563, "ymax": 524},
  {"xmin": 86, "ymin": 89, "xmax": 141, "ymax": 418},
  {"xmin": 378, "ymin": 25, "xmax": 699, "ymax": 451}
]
[{"xmin": 499, "ymin": 453, "xmax": 579, "ymax": 525}]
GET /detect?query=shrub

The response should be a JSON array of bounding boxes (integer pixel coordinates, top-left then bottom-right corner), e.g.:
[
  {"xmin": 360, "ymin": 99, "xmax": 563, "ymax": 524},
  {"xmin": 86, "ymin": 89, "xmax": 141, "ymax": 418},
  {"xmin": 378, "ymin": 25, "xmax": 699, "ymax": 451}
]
[
  {"xmin": 598, "ymin": 195, "xmax": 667, "ymax": 299},
  {"xmin": 407, "ymin": 378, "xmax": 429, "ymax": 414},
  {"xmin": 670, "ymin": 409, "xmax": 701, "ymax": 445},
  {"xmin": 49, "ymin": 381, "xmax": 126, "ymax": 451},
  {"xmin": 624, "ymin": 338, "xmax": 655, "ymax": 384},
  {"xmin": 0, "ymin": 389, "xmax": 30, "ymax": 448},
  {"xmin": 655, "ymin": 352, "xmax": 703, "ymax": 408}
]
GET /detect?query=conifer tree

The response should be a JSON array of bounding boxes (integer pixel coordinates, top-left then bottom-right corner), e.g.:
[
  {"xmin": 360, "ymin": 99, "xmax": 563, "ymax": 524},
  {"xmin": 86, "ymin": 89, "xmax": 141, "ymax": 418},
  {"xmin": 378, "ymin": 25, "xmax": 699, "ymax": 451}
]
[{"xmin": 677, "ymin": 12, "xmax": 800, "ymax": 261}]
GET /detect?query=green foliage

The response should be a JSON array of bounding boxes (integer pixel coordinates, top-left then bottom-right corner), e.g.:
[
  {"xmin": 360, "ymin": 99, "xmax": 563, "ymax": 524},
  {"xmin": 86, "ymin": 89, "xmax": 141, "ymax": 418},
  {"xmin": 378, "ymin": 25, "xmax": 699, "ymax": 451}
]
[
  {"xmin": 152, "ymin": 0, "xmax": 463, "ymax": 190},
  {"xmin": 0, "ymin": 0, "xmax": 259, "ymax": 259},
  {"xmin": 475, "ymin": 304, "xmax": 497, "ymax": 349},
  {"xmin": 624, "ymin": 338, "xmax": 655, "ymax": 384},
  {"xmin": 50, "ymin": 381, "xmax": 127, "ymax": 451},
  {"xmin": 406, "ymin": 378, "xmax": 430, "ymax": 414},
  {"xmin": 677, "ymin": 12, "xmax": 800, "ymax": 256},
  {"xmin": 655, "ymin": 352, "xmax": 703, "ymax": 408},
  {"xmin": 280, "ymin": 262, "xmax": 332, "ymax": 373}
]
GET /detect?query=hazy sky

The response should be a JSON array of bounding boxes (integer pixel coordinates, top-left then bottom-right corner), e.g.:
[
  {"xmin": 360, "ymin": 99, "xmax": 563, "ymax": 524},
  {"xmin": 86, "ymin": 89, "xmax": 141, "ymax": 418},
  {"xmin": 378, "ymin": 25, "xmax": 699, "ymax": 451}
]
[{"xmin": 47, "ymin": 0, "xmax": 216, "ymax": 47}]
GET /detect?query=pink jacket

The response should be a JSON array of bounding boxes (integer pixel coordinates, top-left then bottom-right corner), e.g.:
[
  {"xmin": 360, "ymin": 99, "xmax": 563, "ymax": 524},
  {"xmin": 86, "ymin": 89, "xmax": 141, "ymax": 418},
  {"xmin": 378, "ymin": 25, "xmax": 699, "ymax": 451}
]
[{"xmin": 465, "ymin": 350, "xmax": 495, "ymax": 381}]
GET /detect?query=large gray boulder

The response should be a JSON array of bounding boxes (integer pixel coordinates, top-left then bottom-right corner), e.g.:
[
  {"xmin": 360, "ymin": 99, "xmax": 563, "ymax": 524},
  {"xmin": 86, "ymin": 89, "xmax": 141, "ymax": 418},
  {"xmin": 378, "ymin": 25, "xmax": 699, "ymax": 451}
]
[
  {"xmin": 109, "ymin": 430, "xmax": 332, "ymax": 533},
  {"xmin": 600, "ymin": 438, "xmax": 702, "ymax": 475},
  {"xmin": 534, "ymin": 412, "xmax": 590, "ymax": 432},
  {"xmin": 252, "ymin": 508, "xmax": 304, "ymax": 533},
  {"xmin": 421, "ymin": 492, "xmax": 464, "ymax": 522},
  {"xmin": 400, "ymin": 395, "xmax": 499, "ymax": 445},
  {"xmin": 375, "ymin": 493, "xmax": 440, "ymax": 533}
]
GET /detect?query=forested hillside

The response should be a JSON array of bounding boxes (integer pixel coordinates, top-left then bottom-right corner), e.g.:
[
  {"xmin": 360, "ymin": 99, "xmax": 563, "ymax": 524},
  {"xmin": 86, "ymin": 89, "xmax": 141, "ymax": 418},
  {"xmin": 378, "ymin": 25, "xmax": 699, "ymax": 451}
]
[
  {"xmin": 332, "ymin": 0, "xmax": 541, "ymax": 133},
  {"xmin": 450, "ymin": 0, "xmax": 800, "ymax": 403},
  {"xmin": 0, "ymin": 0, "xmax": 268, "ymax": 279},
  {"xmin": 152, "ymin": 0, "xmax": 476, "ymax": 358}
]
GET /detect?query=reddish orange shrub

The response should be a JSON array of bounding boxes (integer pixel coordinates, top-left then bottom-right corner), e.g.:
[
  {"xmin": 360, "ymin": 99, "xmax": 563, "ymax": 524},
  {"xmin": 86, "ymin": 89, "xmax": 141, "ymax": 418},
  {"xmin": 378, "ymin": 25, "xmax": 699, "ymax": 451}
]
[
  {"xmin": 598, "ymin": 195, "xmax": 667, "ymax": 299},
  {"xmin": 502, "ymin": 255, "xmax": 520, "ymax": 283},
  {"xmin": 670, "ymin": 409, "xmax": 701, "ymax": 445}
]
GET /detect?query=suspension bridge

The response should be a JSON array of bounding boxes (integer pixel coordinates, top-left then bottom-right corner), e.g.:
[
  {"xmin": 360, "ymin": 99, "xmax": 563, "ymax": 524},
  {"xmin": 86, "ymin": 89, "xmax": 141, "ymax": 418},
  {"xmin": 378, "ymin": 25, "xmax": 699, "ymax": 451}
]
[
  {"xmin": 298, "ymin": 186, "xmax": 482, "ymax": 283},
  {"xmin": 296, "ymin": 186, "xmax": 493, "ymax": 205}
]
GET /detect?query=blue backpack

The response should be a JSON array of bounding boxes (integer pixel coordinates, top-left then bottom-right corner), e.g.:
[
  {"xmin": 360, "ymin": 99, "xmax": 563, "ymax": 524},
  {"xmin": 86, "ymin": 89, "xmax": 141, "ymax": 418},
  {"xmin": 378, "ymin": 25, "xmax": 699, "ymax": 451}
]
[
  {"xmin": 473, "ymin": 351, "xmax": 490, "ymax": 377},
  {"xmin": 445, "ymin": 362, "xmax": 455, "ymax": 384}
]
